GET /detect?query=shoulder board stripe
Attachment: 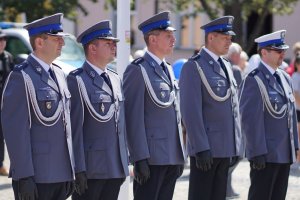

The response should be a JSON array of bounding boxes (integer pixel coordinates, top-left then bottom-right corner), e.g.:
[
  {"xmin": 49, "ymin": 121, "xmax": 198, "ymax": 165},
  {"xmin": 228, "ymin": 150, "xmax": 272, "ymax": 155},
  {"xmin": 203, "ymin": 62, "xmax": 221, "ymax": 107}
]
[
  {"xmin": 69, "ymin": 68, "xmax": 83, "ymax": 76},
  {"xmin": 132, "ymin": 57, "xmax": 144, "ymax": 65}
]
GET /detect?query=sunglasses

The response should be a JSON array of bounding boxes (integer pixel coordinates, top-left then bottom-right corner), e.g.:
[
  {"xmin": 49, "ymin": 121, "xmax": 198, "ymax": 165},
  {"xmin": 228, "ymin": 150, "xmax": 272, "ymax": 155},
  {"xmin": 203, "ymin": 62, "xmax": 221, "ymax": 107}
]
[{"xmin": 265, "ymin": 48, "xmax": 286, "ymax": 54}]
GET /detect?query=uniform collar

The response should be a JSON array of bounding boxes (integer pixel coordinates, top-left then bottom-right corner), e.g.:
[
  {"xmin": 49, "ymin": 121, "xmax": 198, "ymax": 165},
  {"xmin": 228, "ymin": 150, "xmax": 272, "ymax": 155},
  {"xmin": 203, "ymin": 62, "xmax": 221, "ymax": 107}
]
[
  {"xmin": 146, "ymin": 49, "xmax": 166, "ymax": 66},
  {"xmin": 86, "ymin": 60, "xmax": 107, "ymax": 76},
  {"xmin": 261, "ymin": 60, "xmax": 276, "ymax": 75},
  {"xmin": 203, "ymin": 47, "xmax": 219, "ymax": 63},
  {"xmin": 31, "ymin": 53, "xmax": 51, "ymax": 72}
]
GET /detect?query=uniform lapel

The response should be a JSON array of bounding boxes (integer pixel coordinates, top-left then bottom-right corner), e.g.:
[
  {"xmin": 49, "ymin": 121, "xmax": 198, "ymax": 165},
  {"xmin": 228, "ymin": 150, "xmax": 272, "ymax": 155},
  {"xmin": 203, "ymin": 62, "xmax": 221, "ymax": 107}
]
[
  {"xmin": 83, "ymin": 62, "xmax": 112, "ymax": 96},
  {"xmin": 277, "ymin": 70, "xmax": 292, "ymax": 99},
  {"xmin": 27, "ymin": 55, "xmax": 59, "ymax": 92},
  {"xmin": 144, "ymin": 53, "xmax": 171, "ymax": 85},
  {"xmin": 259, "ymin": 63, "xmax": 284, "ymax": 96},
  {"xmin": 223, "ymin": 58, "xmax": 236, "ymax": 85},
  {"xmin": 107, "ymin": 70, "xmax": 118, "ymax": 100},
  {"xmin": 52, "ymin": 65, "xmax": 66, "ymax": 95},
  {"xmin": 200, "ymin": 49, "xmax": 226, "ymax": 78}
]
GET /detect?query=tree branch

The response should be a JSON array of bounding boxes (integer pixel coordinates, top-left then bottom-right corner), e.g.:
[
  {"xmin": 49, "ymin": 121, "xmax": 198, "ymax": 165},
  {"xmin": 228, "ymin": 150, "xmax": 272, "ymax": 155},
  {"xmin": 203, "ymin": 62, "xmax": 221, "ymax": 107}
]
[
  {"xmin": 245, "ymin": 0, "xmax": 273, "ymax": 53},
  {"xmin": 199, "ymin": 0, "xmax": 219, "ymax": 19}
]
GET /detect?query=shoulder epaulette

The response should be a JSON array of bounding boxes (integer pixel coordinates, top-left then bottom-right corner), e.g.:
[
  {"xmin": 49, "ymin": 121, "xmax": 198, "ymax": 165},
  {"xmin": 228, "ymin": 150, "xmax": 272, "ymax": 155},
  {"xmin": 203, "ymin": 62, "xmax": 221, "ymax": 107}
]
[
  {"xmin": 190, "ymin": 54, "xmax": 201, "ymax": 61},
  {"xmin": 248, "ymin": 69, "xmax": 259, "ymax": 77},
  {"xmin": 132, "ymin": 57, "xmax": 144, "ymax": 65},
  {"xmin": 52, "ymin": 63, "xmax": 62, "ymax": 69},
  {"xmin": 107, "ymin": 67, "xmax": 118, "ymax": 75},
  {"xmin": 13, "ymin": 61, "xmax": 28, "ymax": 72},
  {"xmin": 69, "ymin": 68, "xmax": 83, "ymax": 76}
]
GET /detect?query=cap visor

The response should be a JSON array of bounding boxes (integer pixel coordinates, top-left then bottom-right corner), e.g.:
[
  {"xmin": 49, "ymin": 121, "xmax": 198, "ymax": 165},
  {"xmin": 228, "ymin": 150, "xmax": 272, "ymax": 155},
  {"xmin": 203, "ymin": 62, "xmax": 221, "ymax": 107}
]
[
  {"xmin": 165, "ymin": 27, "xmax": 176, "ymax": 32},
  {"xmin": 47, "ymin": 32, "xmax": 70, "ymax": 37},
  {"xmin": 271, "ymin": 44, "xmax": 289, "ymax": 50},
  {"xmin": 222, "ymin": 30, "xmax": 236, "ymax": 36},
  {"xmin": 98, "ymin": 36, "xmax": 120, "ymax": 42}
]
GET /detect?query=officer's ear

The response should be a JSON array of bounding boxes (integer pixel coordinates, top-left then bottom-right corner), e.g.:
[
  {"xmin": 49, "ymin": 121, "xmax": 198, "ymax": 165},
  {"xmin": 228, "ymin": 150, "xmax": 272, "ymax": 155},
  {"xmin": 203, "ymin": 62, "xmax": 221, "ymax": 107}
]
[
  {"xmin": 261, "ymin": 48, "xmax": 268, "ymax": 57},
  {"xmin": 34, "ymin": 35, "xmax": 47, "ymax": 49},
  {"xmin": 149, "ymin": 34, "xmax": 157, "ymax": 45},
  {"xmin": 88, "ymin": 40, "xmax": 99, "ymax": 55},
  {"xmin": 207, "ymin": 32, "xmax": 215, "ymax": 42}
]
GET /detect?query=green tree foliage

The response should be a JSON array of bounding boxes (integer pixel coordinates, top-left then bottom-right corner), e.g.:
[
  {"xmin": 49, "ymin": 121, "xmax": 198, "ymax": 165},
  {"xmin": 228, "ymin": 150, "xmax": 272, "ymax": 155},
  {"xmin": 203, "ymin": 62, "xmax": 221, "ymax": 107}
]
[
  {"xmin": 104, "ymin": 0, "xmax": 136, "ymax": 10},
  {"xmin": 0, "ymin": 0, "xmax": 98, "ymax": 22},
  {"xmin": 165, "ymin": 0, "xmax": 299, "ymax": 53}
]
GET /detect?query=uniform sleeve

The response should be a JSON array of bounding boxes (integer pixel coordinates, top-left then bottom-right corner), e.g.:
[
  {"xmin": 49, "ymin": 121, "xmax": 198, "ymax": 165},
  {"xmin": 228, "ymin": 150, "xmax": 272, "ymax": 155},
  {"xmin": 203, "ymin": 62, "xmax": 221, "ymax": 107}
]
[
  {"xmin": 289, "ymin": 76, "xmax": 299, "ymax": 150},
  {"xmin": 179, "ymin": 60, "xmax": 210, "ymax": 155},
  {"xmin": 239, "ymin": 76, "xmax": 268, "ymax": 159},
  {"xmin": 1, "ymin": 71, "xmax": 34, "ymax": 179},
  {"xmin": 123, "ymin": 64, "xmax": 150, "ymax": 163},
  {"xmin": 67, "ymin": 75, "xmax": 86, "ymax": 173},
  {"xmin": 291, "ymin": 74, "xmax": 300, "ymax": 95}
]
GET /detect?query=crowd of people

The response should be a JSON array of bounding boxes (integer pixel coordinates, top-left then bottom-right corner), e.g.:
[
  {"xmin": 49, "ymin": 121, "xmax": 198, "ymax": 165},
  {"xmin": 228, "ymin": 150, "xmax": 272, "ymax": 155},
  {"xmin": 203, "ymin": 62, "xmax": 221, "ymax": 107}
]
[{"xmin": 0, "ymin": 10, "xmax": 299, "ymax": 200}]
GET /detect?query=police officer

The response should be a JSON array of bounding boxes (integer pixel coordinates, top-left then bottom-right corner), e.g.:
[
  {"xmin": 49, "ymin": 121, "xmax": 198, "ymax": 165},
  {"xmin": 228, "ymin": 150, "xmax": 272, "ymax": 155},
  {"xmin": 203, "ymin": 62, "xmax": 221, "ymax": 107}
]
[
  {"xmin": 239, "ymin": 30, "xmax": 299, "ymax": 200},
  {"xmin": 1, "ymin": 13, "xmax": 75, "ymax": 200},
  {"xmin": 0, "ymin": 29, "xmax": 14, "ymax": 176},
  {"xmin": 67, "ymin": 20, "xmax": 129, "ymax": 200},
  {"xmin": 123, "ymin": 11, "xmax": 186, "ymax": 200},
  {"xmin": 179, "ymin": 16, "xmax": 243, "ymax": 200}
]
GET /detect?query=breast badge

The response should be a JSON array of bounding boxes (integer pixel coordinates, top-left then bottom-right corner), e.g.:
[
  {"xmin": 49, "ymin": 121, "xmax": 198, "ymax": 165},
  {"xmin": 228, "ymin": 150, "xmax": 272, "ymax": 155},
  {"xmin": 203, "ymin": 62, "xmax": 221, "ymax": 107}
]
[
  {"xmin": 101, "ymin": 103, "xmax": 105, "ymax": 113},
  {"xmin": 160, "ymin": 91, "xmax": 166, "ymax": 98},
  {"xmin": 46, "ymin": 101, "xmax": 52, "ymax": 110}
]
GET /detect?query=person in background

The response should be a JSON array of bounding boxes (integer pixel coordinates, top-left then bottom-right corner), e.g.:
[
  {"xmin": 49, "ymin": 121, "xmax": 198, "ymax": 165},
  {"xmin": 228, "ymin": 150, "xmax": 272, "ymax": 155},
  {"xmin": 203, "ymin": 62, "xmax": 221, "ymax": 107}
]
[
  {"xmin": 291, "ymin": 54, "xmax": 300, "ymax": 161},
  {"xmin": 0, "ymin": 29, "xmax": 14, "ymax": 176},
  {"xmin": 1, "ymin": 13, "xmax": 75, "ymax": 200},
  {"xmin": 67, "ymin": 20, "xmax": 129, "ymax": 200},
  {"xmin": 240, "ymin": 30, "xmax": 299, "ymax": 200},
  {"xmin": 180, "ymin": 16, "xmax": 243, "ymax": 200},
  {"xmin": 286, "ymin": 42, "xmax": 300, "ymax": 76},
  {"xmin": 238, "ymin": 51, "xmax": 249, "ymax": 77},
  {"xmin": 123, "ymin": 11, "xmax": 186, "ymax": 200},
  {"xmin": 225, "ymin": 42, "xmax": 243, "ymax": 87}
]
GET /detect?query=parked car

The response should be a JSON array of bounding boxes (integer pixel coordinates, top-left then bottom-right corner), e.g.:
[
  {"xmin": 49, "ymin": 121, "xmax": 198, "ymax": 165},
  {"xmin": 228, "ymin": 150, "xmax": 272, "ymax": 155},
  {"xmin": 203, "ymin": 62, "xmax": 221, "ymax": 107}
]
[{"xmin": 1, "ymin": 23, "xmax": 85, "ymax": 74}]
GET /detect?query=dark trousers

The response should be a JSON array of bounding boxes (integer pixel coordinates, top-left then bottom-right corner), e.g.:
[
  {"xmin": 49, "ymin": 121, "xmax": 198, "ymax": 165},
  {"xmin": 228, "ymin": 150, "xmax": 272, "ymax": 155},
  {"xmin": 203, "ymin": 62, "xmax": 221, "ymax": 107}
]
[
  {"xmin": 248, "ymin": 163, "xmax": 290, "ymax": 200},
  {"xmin": 188, "ymin": 157, "xmax": 230, "ymax": 200},
  {"xmin": 12, "ymin": 181, "xmax": 70, "ymax": 200},
  {"xmin": 72, "ymin": 178, "xmax": 125, "ymax": 200},
  {"xmin": 0, "ymin": 114, "xmax": 4, "ymax": 167},
  {"xmin": 133, "ymin": 165, "xmax": 183, "ymax": 200}
]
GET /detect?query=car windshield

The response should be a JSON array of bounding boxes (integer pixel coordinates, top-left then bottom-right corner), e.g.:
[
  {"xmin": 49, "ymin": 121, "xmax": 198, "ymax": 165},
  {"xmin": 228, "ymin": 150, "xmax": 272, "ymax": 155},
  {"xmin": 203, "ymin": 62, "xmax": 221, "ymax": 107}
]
[{"xmin": 58, "ymin": 35, "xmax": 85, "ymax": 68}]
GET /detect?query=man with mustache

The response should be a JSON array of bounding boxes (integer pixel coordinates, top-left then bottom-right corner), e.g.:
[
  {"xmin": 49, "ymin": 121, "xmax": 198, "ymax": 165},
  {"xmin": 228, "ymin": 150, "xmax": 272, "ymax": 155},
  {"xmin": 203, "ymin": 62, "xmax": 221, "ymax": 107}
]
[
  {"xmin": 123, "ymin": 11, "xmax": 186, "ymax": 200},
  {"xmin": 240, "ymin": 30, "xmax": 299, "ymax": 200},
  {"xmin": 179, "ymin": 16, "xmax": 243, "ymax": 200}
]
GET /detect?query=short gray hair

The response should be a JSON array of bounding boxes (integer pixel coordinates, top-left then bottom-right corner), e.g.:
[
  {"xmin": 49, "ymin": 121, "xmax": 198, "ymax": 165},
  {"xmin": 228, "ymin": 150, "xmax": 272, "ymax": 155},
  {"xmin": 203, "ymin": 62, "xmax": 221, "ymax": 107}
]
[{"xmin": 226, "ymin": 42, "xmax": 242, "ymax": 58}]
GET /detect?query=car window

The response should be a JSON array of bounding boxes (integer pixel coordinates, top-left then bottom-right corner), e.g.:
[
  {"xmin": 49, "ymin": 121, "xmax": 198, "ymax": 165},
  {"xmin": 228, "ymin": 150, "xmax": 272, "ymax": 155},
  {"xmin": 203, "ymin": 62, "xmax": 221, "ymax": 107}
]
[
  {"xmin": 58, "ymin": 36, "xmax": 85, "ymax": 68},
  {"xmin": 5, "ymin": 36, "xmax": 31, "ymax": 57}
]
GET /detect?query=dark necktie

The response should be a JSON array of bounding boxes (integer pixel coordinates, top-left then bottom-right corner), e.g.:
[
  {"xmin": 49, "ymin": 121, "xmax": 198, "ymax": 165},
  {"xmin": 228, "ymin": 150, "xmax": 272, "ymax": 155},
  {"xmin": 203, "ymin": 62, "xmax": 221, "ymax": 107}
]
[
  {"xmin": 274, "ymin": 71, "xmax": 283, "ymax": 89},
  {"xmin": 160, "ymin": 62, "xmax": 171, "ymax": 81},
  {"xmin": 218, "ymin": 57, "xmax": 229, "ymax": 81},
  {"xmin": 101, "ymin": 72, "xmax": 113, "ymax": 91},
  {"xmin": 48, "ymin": 68, "xmax": 58, "ymax": 85}
]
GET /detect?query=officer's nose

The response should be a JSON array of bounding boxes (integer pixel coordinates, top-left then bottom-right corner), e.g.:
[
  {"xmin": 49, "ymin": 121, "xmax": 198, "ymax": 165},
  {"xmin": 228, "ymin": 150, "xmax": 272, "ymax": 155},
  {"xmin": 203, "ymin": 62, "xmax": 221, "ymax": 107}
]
[{"xmin": 60, "ymin": 37, "xmax": 65, "ymax": 46}]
